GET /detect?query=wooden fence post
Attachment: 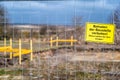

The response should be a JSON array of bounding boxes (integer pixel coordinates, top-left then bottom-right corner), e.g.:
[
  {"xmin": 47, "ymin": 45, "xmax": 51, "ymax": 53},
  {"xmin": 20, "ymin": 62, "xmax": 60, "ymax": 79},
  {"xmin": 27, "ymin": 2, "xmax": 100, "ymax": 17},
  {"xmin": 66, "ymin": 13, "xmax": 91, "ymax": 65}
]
[
  {"xmin": 10, "ymin": 38, "xmax": 12, "ymax": 59},
  {"xmin": 71, "ymin": 36, "xmax": 73, "ymax": 46},
  {"xmin": 19, "ymin": 39, "xmax": 22, "ymax": 64},
  {"xmin": 56, "ymin": 36, "xmax": 58, "ymax": 47},
  {"xmin": 4, "ymin": 37, "xmax": 6, "ymax": 56},
  {"xmin": 30, "ymin": 39, "xmax": 33, "ymax": 61},
  {"xmin": 50, "ymin": 37, "xmax": 53, "ymax": 47}
]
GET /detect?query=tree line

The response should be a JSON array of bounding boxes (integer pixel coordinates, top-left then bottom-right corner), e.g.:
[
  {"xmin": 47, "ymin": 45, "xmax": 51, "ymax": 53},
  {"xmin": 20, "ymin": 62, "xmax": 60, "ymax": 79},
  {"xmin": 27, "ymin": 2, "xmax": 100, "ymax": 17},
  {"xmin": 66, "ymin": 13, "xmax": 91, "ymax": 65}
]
[{"xmin": 0, "ymin": 3, "xmax": 120, "ymax": 40}]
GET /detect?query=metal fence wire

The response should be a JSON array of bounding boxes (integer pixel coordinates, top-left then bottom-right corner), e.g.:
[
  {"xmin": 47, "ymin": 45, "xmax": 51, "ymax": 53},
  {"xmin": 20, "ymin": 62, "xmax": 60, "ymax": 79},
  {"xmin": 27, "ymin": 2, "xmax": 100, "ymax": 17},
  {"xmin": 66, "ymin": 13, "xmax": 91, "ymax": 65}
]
[{"xmin": 0, "ymin": 0, "xmax": 120, "ymax": 80}]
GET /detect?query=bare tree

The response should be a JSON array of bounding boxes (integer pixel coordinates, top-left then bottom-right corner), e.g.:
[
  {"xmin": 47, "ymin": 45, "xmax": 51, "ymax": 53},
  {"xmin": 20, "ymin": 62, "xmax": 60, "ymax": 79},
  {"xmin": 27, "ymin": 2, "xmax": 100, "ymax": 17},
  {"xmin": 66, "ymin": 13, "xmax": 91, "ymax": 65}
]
[
  {"xmin": 109, "ymin": 4, "xmax": 120, "ymax": 44},
  {"xmin": 112, "ymin": 4, "xmax": 120, "ymax": 28},
  {"xmin": 40, "ymin": 26, "xmax": 47, "ymax": 35},
  {"xmin": 0, "ymin": 5, "xmax": 5, "ymax": 36},
  {"xmin": 73, "ymin": 16, "xmax": 83, "ymax": 27},
  {"xmin": 0, "ymin": 4, "xmax": 9, "ymax": 39}
]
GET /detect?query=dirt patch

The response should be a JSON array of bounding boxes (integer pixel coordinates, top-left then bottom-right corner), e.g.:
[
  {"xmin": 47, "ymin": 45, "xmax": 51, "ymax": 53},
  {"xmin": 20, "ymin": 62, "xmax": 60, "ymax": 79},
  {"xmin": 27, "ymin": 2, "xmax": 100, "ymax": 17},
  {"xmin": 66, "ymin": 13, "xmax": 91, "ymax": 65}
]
[{"xmin": 70, "ymin": 52, "xmax": 120, "ymax": 62}]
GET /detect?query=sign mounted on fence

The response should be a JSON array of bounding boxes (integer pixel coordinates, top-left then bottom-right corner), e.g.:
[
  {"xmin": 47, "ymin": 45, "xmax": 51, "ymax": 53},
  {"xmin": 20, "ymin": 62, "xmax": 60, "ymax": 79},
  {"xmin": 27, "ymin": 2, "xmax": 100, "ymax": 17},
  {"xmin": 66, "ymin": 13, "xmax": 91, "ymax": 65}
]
[{"xmin": 85, "ymin": 22, "xmax": 115, "ymax": 44}]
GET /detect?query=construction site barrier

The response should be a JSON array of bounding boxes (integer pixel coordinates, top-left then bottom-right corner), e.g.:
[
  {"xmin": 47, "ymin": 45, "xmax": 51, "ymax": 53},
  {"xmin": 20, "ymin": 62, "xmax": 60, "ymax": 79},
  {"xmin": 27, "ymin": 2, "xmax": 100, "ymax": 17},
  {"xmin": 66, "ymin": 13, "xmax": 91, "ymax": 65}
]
[
  {"xmin": 0, "ymin": 38, "xmax": 33, "ymax": 64},
  {"xmin": 0, "ymin": 36, "xmax": 77, "ymax": 64},
  {"xmin": 50, "ymin": 36, "xmax": 77, "ymax": 47}
]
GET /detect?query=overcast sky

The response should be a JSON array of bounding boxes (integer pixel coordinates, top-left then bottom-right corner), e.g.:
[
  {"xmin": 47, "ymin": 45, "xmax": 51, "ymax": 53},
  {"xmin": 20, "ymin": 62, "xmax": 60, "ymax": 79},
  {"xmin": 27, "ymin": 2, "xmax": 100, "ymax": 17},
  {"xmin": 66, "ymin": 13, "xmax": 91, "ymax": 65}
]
[{"xmin": 0, "ymin": 0, "xmax": 119, "ymax": 25}]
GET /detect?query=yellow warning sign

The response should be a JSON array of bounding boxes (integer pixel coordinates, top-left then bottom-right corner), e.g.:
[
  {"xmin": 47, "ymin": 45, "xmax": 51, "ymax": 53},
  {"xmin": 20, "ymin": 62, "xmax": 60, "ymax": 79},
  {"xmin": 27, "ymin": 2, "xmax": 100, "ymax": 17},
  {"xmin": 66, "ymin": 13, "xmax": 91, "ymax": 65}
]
[{"xmin": 85, "ymin": 22, "xmax": 115, "ymax": 44}]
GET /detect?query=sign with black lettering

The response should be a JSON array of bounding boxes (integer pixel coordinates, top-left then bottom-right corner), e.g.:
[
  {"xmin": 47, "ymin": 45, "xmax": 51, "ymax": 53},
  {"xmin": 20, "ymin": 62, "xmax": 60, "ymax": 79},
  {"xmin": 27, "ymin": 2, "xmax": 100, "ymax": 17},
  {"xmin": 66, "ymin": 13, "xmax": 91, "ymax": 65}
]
[{"xmin": 85, "ymin": 22, "xmax": 115, "ymax": 44}]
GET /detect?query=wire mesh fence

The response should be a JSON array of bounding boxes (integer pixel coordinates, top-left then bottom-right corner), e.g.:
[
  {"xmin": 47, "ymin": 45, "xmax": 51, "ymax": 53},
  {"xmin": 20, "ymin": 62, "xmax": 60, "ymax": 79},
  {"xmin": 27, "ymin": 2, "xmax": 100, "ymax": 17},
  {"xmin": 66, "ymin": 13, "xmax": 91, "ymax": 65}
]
[{"xmin": 0, "ymin": 0, "xmax": 120, "ymax": 80}]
